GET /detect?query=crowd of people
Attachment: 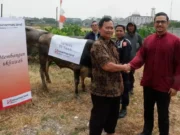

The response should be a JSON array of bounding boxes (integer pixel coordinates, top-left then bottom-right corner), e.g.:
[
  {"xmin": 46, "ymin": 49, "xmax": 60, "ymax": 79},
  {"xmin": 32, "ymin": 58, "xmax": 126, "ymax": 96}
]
[{"xmin": 84, "ymin": 12, "xmax": 180, "ymax": 135}]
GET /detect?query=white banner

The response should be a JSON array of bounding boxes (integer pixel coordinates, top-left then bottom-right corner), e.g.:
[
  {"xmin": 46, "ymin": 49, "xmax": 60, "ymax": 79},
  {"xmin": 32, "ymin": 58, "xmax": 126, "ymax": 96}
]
[
  {"xmin": 48, "ymin": 35, "xmax": 87, "ymax": 64},
  {"xmin": 0, "ymin": 18, "xmax": 32, "ymax": 110}
]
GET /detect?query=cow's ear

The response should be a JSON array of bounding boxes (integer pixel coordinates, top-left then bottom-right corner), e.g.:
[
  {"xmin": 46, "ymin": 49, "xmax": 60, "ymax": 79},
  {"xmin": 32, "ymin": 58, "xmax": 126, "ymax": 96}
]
[{"xmin": 25, "ymin": 26, "xmax": 35, "ymax": 32}]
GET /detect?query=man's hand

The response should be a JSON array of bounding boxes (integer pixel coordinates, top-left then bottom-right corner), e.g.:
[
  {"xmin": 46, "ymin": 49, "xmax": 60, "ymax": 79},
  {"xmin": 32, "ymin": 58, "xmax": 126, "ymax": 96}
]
[
  {"xmin": 168, "ymin": 88, "xmax": 177, "ymax": 97},
  {"xmin": 123, "ymin": 63, "xmax": 131, "ymax": 73}
]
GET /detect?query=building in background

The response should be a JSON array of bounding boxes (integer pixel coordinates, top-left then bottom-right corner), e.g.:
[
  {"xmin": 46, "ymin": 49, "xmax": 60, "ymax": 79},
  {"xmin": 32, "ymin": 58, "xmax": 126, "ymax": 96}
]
[{"xmin": 118, "ymin": 8, "xmax": 156, "ymax": 27}]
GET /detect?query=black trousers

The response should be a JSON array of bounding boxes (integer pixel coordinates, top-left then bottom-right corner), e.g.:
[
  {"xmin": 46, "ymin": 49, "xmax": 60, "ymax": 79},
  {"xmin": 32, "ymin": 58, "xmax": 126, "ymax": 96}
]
[
  {"xmin": 121, "ymin": 72, "xmax": 131, "ymax": 108},
  {"xmin": 89, "ymin": 94, "xmax": 120, "ymax": 135},
  {"xmin": 143, "ymin": 87, "xmax": 170, "ymax": 135},
  {"xmin": 121, "ymin": 81, "xmax": 130, "ymax": 108},
  {"xmin": 129, "ymin": 70, "xmax": 135, "ymax": 91}
]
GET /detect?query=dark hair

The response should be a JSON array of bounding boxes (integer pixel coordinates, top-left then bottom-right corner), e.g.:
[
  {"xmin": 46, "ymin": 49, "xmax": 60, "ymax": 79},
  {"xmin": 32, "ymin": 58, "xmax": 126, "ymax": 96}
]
[
  {"xmin": 154, "ymin": 12, "xmax": 169, "ymax": 21},
  {"xmin": 91, "ymin": 21, "xmax": 97, "ymax": 25},
  {"xmin": 98, "ymin": 17, "xmax": 113, "ymax": 28},
  {"xmin": 115, "ymin": 25, "xmax": 125, "ymax": 31},
  {"xmin": 126, "ymin": 22, "xmax": 137, "ymax": 33}
]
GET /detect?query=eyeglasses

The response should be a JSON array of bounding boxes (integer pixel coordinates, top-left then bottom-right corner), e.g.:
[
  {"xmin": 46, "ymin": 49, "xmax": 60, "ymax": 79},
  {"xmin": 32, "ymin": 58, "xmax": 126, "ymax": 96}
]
[
  {"xmin": 91, "ymin": 24, "xmax": 97, "ymax": 26},
  {"xmin": 155, "ymin": 20, "xmax": 167, "ymax": 24}
]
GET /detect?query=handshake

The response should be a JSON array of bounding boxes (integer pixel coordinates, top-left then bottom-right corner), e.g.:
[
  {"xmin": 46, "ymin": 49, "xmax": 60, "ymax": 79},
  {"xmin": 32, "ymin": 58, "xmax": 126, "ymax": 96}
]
[{"xmin": 122, "ymin": 63, "xmax": 131, "ymax": 73}]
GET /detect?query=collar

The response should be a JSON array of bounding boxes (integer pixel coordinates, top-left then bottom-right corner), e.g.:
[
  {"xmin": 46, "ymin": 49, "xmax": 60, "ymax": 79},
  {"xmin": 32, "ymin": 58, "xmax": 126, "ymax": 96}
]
[
  {"xmin": 155, "ymin": 31, "xmax": 168, "ymax": 38},
  {"xmin": 117, "ymin": 37, "xmax": 125, "ymax": 41},
  {"xmin": 93, "ymin": 31, "xmax": 99, "ymax": 35},
  {"xmin": 99, "ymin": 36, "xmax": 113, "ymax": 45}
]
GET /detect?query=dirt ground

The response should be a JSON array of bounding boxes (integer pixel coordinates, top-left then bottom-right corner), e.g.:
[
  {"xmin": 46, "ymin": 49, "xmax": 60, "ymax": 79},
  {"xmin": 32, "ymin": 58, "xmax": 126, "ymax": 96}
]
[{"xmin": 0, "ymin": 63, "xmax": 179, "ymax": 135}]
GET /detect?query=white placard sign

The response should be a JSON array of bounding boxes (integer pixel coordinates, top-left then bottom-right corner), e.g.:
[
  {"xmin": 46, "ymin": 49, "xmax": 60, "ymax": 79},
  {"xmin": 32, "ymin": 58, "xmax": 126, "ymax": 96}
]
[{"xmin": 48, "ymin": 35, "xmax": 87, "ymax": 64}]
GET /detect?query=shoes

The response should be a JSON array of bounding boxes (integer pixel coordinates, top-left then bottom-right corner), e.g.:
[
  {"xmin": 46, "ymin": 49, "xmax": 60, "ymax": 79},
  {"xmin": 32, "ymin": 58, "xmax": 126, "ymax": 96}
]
[
  {"xmin": 120, "ymin": 98, "xmax": 122, "ymax": 104},
  {"xmin": 118, "ymin": 109, "xmax": 127, "ymax": 118},
  {"xmin": 129, "ymin": 89, "xmax": 134, "ymax": 95}
]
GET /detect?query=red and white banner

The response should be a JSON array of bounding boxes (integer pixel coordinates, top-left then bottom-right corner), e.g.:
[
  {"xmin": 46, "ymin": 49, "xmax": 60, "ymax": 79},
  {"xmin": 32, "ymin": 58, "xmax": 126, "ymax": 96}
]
[{"xmin": 0, "ymin": 18, "xmax": 32, "ymax": 110}]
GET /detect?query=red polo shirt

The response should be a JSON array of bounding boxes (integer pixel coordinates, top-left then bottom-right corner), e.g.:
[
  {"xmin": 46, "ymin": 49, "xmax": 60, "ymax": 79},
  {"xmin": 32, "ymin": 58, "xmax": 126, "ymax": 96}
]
[{"xmin": 130, "ymin": 32, "xmax": 180, "ymax": 92}]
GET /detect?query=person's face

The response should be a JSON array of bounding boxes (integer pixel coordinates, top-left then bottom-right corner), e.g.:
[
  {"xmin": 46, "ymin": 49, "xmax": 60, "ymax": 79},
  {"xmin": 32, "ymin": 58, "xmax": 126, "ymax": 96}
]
[
  {"xmin": 91, "ymin": 22, "xmax": 98, "ymax": 32},
  {"xmin": 99, "ymin": 21, "xmax": 114, "ymax": 40},
  {"xmin": 154, "ymin": 15, "xmax": 169, "ymax": 34},
  {"xmin": 115, "ymin": 26, "xmax": 125, "ymax": 39},
  {"xmin": 128, "ymin": 24, "xmax": 135, "ymax": 33}
]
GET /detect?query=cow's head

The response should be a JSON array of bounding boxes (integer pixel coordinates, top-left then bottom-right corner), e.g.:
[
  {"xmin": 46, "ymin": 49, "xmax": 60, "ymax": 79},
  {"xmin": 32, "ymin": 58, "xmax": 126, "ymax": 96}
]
[{"xmin": 25, "ymin": 26, "xmax": 49, "ymax": 46}]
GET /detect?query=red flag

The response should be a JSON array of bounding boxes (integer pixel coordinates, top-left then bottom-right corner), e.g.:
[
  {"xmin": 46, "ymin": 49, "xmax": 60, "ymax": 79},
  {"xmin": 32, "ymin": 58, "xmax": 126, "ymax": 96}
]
[
  {"xmin": 59, "ymin": 0, "xmax": 65, "ymax": 23},
  {"xmin": 59, "ymin": 15, "xmax": 66, "ymax": 23}
]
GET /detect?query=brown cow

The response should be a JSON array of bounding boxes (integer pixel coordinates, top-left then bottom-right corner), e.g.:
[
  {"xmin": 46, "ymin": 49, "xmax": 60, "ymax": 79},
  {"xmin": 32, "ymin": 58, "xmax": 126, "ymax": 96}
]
[{"xmin": 26, "ymin": 26, "xmax": 93, "ymax": 95}]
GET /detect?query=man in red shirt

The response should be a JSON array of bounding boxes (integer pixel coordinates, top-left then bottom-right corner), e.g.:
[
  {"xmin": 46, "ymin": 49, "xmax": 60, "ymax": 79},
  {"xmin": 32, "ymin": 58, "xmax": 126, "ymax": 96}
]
[{"xmin": 125, "ymin": 12, "xmax": 180, "ymax": 135}]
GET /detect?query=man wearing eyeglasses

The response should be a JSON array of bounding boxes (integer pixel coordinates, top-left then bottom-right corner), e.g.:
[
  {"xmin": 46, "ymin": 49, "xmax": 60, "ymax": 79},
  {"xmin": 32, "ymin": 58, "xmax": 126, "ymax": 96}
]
[
  {"xmin": 124, "ymin": 12, "xmax": 180, "ymax": 135},
  {"xmin": 84, "ymin": 21, "xmax": 100, "ymax": 41}
]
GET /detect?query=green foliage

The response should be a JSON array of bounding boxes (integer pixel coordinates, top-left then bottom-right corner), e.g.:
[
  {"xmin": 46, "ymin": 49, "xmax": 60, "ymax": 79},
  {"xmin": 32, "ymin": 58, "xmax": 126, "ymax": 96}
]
[
  {"xmin": 43, "ymin": 24, "xmax": 89, "ymax": 36},
  {"xmin": 144, "ymin": 22, "xmax": 154, "ymax": 27},
  {"xmin": 44, "ymin": 27, "xmax": 67, "ymax": 36},
  {"xmin": 64, "ymin": 18, "xmax": 82, "ymax": 26},
  {"xmin": 42, "ymin": 17, "xmax": 56, "ymax": 24},
  {"xmin": 169, "ymin": 21, "xmax": 180, "ymax": 28},
  {"xmin": 137, "ymin": 27, "xmax": 156, "ymax": 39},
  {"xmin": 61, "ymin": 24, "xmax": 84, "ymax": 36}
]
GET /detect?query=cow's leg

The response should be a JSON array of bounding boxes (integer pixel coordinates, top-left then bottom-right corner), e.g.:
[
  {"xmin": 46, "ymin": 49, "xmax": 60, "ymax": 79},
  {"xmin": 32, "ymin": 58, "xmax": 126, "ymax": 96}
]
[
  {"xmin": 39, "ymin": 55, "xmax": 48, "ymax": 91},
  {"xmin": 81, "ymin": 76, "xmax": 86, "ymax": 92},
  {"xmin": 89, "ymin": 68, "xmax": 93, "ymax": 82},
  {"xmin": 91, "ymin": 76, "xmax": 93, "ymax": 82},
  {"xmin": 74, "ymin": 69, "xmax": 80, "ymax": 96},
  {"xmin": 45, "ymin": 59, "xmax": 52, "ymax": 83}
]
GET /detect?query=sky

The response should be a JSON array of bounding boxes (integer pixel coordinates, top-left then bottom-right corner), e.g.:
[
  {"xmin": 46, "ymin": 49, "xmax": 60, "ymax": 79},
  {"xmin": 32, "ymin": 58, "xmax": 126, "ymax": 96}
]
[{"xmin": 1, "ymin": 0, "xmax": 180, "ymax": 21}]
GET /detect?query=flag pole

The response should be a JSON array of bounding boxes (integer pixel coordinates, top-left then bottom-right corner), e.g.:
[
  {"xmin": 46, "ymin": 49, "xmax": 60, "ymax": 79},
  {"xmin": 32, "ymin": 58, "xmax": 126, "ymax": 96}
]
[
  {"xmin": 1, "ymin": 3, "xmax": 3, "ymax": 17},
  {"xmin": 59, "ymin": 0, "xmax": 62, "ymax": 29},
  {"xmin": 56, "ymin": 7, "xmax": 58, "ymax": 28}
]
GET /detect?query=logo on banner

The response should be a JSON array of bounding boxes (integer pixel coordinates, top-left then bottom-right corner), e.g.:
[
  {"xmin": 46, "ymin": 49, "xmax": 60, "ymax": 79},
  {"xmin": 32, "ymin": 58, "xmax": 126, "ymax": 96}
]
[{"xmin": 2, "ymin": 92, "xmax": 32, "ymax": 107}]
